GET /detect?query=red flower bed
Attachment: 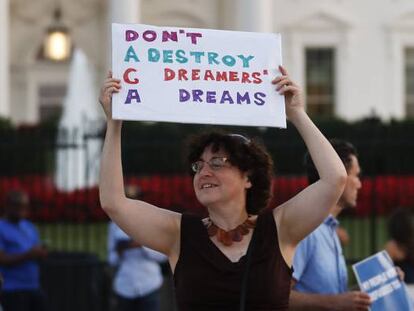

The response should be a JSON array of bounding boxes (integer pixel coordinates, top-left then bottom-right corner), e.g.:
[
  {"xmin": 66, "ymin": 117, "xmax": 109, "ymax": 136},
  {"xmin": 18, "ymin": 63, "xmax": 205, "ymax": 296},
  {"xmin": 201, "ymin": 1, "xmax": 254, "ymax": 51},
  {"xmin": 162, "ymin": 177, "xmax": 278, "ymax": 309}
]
[{"xmin": 1, "ymin": 175, "xmax": 414, "ymax": 222}]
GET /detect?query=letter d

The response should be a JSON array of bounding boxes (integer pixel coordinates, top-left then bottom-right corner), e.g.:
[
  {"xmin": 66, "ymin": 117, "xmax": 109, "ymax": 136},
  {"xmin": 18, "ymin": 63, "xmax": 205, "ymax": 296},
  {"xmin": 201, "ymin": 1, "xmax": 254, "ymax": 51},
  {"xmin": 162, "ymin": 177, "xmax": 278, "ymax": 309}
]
[
  {"xmin": 164, "ymin": 68, "xmax": 175, "ymax": 81},
  {"xmin": 148, "ymin": 48, "xmax": 160, "ymax": 62},
  {"xmin": 125, "ymin": 30, "xmax": 139, "ymax": 41},
  {"xmin": 179, "ymin": 89, "xmax": 190, "ymax": 102}
]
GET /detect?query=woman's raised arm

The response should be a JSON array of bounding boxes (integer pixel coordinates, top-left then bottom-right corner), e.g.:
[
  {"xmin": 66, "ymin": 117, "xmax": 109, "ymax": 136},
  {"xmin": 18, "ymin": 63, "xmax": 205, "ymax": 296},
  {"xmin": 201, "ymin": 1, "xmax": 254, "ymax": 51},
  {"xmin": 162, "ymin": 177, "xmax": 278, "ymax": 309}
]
[
  {"xmin": 99, "ymin": 72, "xmax": 181, "ymax": 258},
  {"xmin": 272, "ymin": 66, "xmax": 347, "ymax": 256}
]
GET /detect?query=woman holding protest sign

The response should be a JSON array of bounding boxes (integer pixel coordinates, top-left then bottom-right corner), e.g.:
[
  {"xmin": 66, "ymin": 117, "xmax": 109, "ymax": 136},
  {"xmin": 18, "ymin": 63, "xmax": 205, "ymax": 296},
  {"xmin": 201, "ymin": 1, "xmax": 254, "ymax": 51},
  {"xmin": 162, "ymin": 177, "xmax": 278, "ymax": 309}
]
[{"xmin": 98, "ymin": 65, "xmax": 347, "ymax": 310}]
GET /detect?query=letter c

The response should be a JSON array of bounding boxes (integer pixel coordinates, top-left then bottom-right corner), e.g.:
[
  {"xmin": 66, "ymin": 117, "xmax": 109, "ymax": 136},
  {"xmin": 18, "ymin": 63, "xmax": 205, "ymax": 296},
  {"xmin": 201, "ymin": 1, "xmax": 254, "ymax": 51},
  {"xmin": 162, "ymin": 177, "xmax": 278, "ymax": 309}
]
[{"xmin": 123, "ymin": 68, "xmax": 139, "ymax": 84}]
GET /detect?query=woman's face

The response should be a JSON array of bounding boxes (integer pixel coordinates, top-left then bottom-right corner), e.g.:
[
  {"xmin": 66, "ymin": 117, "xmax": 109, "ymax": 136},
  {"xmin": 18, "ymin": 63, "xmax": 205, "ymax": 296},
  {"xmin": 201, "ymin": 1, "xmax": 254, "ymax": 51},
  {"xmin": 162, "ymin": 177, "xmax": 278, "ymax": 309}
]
[{"xmin": 192, "ymin": 145, "xmax": 251, "ymax": 208}]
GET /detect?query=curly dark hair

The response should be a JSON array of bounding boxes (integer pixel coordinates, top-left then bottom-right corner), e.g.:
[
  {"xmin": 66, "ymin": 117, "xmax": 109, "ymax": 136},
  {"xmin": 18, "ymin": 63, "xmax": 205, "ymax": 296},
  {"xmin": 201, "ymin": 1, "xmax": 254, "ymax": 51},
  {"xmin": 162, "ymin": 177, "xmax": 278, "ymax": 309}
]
[
  {"xmin": 186, "ymin": 131, "xmax": 274, "ymax": 214},
  {"xmin": 305, "ymin": 138, "xmax": 358, "ymax": 184}
]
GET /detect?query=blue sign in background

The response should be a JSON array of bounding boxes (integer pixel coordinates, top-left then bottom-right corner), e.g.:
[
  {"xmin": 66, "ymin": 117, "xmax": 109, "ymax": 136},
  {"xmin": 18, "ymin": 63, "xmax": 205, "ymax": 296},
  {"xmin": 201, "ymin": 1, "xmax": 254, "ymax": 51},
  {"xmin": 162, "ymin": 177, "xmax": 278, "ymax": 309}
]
[{"xmin": 353, "ymin": 251, "xmax": 413, "ymax": 311}]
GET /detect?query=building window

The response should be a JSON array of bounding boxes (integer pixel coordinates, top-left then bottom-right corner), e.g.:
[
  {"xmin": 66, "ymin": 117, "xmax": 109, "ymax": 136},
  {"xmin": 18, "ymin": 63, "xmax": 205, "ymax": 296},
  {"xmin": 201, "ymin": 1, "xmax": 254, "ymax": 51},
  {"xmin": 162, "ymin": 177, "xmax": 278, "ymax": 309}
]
[
  {"xmin": 405, "ymin": 48, "xmax": 414, "ymax": 118},
  {"xmin": 305, "ymin": 48, "xmax": 335, "ymax": 118},
  {"xmin": 38, "ymin": 85, "xmax": 66, "ymax": 123}
]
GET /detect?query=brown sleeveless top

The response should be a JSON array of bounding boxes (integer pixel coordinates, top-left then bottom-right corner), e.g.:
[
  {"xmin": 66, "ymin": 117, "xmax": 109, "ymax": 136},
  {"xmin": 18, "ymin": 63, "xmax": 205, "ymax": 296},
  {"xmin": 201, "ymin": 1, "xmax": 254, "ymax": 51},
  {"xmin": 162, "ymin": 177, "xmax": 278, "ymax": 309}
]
[{"xmin": 173, "ymin": 209, "xmax": 292, "ymax": 311}]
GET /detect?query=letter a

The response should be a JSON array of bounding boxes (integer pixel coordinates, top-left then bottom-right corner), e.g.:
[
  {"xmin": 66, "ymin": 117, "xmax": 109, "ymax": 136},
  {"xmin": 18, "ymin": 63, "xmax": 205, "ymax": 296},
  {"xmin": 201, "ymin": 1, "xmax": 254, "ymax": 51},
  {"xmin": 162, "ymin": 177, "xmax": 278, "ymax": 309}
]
[
  {"xmin": 124, "ymin": 46, "xmax": 140, "ymax": 62},
  {"xmin": 125, "ymin": 89, "xmax": 141, "ymax": 104}
]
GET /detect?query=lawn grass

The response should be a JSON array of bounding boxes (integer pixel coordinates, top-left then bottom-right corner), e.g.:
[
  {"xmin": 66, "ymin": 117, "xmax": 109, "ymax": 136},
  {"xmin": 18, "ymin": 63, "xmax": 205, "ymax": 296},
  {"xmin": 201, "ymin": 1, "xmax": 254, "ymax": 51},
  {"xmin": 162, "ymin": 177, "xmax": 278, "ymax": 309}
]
[
  {"xmin": 341, "ymin": 216, "xmax": 389, "ymax": 260},
  {"xmin": 37, "ymin": 222, "xmax": 109, "ymax": 260}
]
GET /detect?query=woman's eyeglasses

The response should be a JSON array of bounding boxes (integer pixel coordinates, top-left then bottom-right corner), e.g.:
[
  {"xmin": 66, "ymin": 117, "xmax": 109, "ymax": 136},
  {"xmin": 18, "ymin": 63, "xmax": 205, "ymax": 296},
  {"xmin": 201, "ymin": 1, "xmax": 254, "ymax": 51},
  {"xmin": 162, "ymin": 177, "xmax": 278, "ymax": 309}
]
[{"xmin": 191, "ymin": 157, "xmax": 229, "ymax": 174}]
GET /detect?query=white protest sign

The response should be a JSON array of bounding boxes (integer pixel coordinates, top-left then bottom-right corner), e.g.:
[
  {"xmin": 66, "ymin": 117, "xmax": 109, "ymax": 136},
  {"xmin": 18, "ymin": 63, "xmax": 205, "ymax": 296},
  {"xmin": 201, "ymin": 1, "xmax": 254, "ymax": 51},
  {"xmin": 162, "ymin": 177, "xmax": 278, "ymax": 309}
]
[{"xmin": 111, "ymin": 23, "xmax": 286, "ymax": 128}]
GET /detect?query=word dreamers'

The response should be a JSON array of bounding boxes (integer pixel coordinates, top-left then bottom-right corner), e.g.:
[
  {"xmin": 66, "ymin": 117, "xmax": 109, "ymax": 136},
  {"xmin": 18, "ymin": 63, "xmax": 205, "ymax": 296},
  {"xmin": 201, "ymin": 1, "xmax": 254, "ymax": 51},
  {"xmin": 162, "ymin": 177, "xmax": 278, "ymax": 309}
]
[
  {"xmin": 164, "ymin": 68, "xmax": 265, "ymax": 84},
  {"xmin": 124, "ymin": 47, "xmax": 255, "ymax": 68},
  {"xmin": 125, "ymin": 29, "xmax": 203, "ymax": 45}
]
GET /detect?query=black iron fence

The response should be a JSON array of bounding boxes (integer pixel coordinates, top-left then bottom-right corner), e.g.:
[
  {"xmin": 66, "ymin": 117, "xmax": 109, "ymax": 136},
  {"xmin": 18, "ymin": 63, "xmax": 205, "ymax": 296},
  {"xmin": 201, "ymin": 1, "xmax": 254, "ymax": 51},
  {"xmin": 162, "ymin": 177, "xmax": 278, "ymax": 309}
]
[{"xmin": 2, "ymin": 118, "xmax": 414, "ymax": 177}]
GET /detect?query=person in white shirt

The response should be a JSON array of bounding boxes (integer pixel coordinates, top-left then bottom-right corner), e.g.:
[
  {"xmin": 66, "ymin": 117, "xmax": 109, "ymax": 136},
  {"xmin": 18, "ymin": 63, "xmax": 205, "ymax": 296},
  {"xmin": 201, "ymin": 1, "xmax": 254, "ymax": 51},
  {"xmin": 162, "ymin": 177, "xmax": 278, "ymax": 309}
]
[
  {"xmin": 108, "ymin": 221, "xmax": 166, "ymax": 311},
  {"xmin": 107, "ymin": 185, "xmax": 167, "ymax": 311}
]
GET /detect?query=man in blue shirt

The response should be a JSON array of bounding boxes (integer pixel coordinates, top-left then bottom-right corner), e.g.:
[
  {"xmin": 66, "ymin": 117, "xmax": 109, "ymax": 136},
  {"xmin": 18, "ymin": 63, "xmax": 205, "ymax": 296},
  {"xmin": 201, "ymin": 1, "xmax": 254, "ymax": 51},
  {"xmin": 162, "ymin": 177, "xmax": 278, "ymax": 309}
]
[
  {"xmin": 0, "ymin": 190, "xmax": 48, "ymax": 311},
  {"xmin": 289, "ymin": 139, "xmax": 371, "ymax": 311}
]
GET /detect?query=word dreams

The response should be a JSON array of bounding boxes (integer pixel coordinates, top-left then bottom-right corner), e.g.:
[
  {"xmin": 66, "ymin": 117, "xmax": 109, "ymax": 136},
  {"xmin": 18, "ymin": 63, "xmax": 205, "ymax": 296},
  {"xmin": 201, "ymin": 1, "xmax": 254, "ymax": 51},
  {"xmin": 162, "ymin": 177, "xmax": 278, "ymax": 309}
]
[{"xmin": 179, "ymin": 89, "xmax": 266, "ymax": 105}]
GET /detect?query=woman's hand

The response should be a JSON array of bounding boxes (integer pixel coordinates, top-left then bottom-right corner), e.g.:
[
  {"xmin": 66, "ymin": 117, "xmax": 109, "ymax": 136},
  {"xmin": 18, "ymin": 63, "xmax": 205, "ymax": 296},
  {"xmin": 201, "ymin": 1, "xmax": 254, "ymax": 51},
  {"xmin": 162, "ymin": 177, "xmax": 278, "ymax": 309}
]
[
  {"xmin": 272, "ymin": 65, "xmax": 305, "ymax": 121},
  {"xmin": 99, "ymin": 71, "xmax": 121, "ymax": 120}
]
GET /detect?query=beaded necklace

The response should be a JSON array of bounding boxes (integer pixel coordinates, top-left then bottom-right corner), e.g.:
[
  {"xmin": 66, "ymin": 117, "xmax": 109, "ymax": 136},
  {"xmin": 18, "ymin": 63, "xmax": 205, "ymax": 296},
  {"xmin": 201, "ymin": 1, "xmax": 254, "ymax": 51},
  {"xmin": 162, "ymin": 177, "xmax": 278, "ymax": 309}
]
[{"xmin": 203, "ymin": 216, "xmax": 256, "ymax": 246}]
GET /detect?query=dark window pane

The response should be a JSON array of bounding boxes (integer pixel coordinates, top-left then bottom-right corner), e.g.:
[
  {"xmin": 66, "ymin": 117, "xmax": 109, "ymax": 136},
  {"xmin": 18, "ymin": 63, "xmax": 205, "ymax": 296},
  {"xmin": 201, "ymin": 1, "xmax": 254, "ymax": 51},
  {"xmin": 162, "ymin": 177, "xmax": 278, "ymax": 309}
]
[
  {"xmin": 305, "ymin": 48, "xmax": 335, "ymax": 118},
  {"xmin": 406, "ymin": 48, "xmax": 414, "ymax": 118}
]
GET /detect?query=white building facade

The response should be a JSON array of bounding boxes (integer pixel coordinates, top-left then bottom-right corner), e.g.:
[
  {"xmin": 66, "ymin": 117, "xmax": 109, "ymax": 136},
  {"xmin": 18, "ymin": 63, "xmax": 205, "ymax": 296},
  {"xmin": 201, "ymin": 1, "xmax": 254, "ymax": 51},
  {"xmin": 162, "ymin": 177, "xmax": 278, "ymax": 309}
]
[{"xmin": 3, "ymin": 0, "xmax": 414, "ymax": 124}]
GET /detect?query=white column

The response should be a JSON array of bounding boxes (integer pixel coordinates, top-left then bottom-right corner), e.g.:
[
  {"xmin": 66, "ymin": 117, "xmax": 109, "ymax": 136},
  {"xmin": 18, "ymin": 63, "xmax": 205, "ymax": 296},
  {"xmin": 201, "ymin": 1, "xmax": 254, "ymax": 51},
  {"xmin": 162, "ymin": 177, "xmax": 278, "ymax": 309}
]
[
  {"xmin": 236, "ymin": 0, "xmax": 273, "ymax": 33},
  {"xmin": 0, "ymin": 0, "xmax": 10, "ymax": 118},
  {"xmin": 109, "ymin": 0, "xmax": 141, "ymax": 23},
  {"xmin": 105, "ymin": 0, "xmax": 141, "ymax": 68}
]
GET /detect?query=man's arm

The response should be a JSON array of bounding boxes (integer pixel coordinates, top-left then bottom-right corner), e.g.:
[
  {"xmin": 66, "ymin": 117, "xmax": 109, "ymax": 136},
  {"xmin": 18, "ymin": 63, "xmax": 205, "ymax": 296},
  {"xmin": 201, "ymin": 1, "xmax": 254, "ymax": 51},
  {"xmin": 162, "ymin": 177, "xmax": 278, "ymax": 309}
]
[
  {"xmin": 289, "ymin": 289, "xmax": 371, "ymax": 311},
  {"xmin": 290, "ymin": 290, "xmax": 337, "ymax": 311},
  {"xmin": 115, "ymin": 239, "xmax": 141, "ymax": 256},
  {"xmin": 0, "ymin": 247, "xmax": 47, "ymax": 266}
]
